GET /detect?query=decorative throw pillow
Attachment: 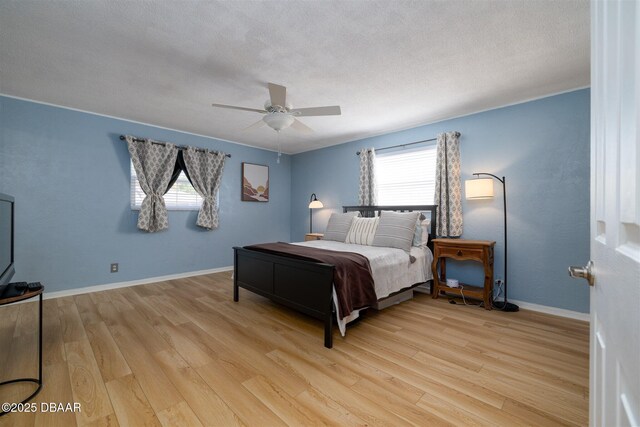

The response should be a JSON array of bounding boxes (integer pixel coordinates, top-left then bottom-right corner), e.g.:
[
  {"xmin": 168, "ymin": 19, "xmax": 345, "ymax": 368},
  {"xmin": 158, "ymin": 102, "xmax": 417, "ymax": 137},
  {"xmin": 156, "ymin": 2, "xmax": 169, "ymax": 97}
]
[
  {"xmin": 420, "ymin": 218, "xmax": 431, "ymax": 246},
  {"xmin": 412, "ymin": 218, "xmax": 423, "ymax": 247},
  {"xmin": 323, "ymin": 211, "xmax": 360, "ymax": 242},
  {"xmin": 346, "ymin": 217, "xmax": 379, "ymax": 245},
  {"xmin": 372, "ymin": 211, "xmax": 421, "ymax": 252},
  {"xmin": 413, "ymin": 217, "xmax": 432, "ymax": 247}
]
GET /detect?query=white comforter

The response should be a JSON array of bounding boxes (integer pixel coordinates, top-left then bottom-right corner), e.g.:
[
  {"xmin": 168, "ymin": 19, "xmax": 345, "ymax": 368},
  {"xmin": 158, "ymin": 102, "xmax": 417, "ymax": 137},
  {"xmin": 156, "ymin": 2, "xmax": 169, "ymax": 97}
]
[{"xmin": 292, "ymin": 240, "xmax": 433, "ymax": 335}]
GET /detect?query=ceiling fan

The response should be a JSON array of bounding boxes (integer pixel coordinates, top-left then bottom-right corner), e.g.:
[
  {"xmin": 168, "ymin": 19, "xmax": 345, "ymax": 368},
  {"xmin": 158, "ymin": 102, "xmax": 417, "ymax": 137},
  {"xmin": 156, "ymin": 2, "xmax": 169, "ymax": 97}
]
[{"xmin": 211, "ymin": 83, "xmax": 341, "ymax": 133}]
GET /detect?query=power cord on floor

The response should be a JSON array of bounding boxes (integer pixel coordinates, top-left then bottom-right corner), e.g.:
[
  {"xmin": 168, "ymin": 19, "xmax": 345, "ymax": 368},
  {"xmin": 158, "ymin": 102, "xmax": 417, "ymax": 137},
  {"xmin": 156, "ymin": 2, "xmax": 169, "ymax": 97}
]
[
  {"xmin": 447, "ymin": 284, "xmax": 482, "ymax": 307},
  {"xmin": 447, "ymin": 281, "xmax": 505, "ymax": 309},
  {"xmin": 492, "ymin": 281, "xmax": 506, "ymax": 309},
  {"xmin": 458, "ymin": 285, "xmax": 467, "ymax": 305}
]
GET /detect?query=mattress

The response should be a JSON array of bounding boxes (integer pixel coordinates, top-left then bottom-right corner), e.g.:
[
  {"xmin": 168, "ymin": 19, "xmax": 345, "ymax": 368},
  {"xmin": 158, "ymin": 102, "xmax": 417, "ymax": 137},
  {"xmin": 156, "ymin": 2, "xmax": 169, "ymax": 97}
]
[{"xmin": 292, "ymin": 240, "xmax": 433, "ymax": 335}]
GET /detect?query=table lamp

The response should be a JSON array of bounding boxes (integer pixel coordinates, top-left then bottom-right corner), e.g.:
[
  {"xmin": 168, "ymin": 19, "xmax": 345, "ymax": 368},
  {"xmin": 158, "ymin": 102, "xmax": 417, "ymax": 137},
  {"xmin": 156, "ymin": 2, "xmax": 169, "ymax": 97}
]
[{"xmin": 308, "ymin": 193, "xmax": 323, "ymax": 233}]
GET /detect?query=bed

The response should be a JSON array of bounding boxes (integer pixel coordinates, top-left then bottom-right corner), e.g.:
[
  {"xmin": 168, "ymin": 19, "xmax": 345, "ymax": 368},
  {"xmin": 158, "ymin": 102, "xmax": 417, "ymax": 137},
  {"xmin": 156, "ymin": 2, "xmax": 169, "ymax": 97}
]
[{"xmin": 233, "ymin": 205, "xmax": 438, "ymax": 348}]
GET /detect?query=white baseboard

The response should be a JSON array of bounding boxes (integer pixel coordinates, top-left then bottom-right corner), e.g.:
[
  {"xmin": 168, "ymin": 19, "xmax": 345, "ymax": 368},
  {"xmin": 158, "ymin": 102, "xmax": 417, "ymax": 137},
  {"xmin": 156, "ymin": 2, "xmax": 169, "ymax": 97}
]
[
  {"xmin": 508, "ymin": 298, "xmax": 590, "ymax": 322},
  {"xmin": 20, "ymin": 270, "xmax": 590, "ymax": 323},
  {"xmin": 35, "ymin": 266, "xmax": 234, "ymax": 301},
  {"xmin": 414, "ymin": 283, "xmax": 589, "ymax": 322}
]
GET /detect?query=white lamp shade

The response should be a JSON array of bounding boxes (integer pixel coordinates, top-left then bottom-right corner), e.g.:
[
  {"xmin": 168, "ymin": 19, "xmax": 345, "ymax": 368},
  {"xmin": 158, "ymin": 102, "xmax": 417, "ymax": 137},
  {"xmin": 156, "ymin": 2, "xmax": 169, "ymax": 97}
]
[
  {"xmin": 309, "ymin": 200, "xmax": 323, "ymax": 209},
  {"xmin": 465, "ymin": 178, "xmax": 494, "ymax": 199}
]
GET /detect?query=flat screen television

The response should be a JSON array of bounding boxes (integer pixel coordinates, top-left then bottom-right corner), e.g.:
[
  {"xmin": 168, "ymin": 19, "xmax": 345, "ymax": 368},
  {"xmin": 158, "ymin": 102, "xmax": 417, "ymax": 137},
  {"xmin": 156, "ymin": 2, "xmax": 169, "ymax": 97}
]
[{"xmin": 0, "ymin": 193, "xmax": 15, "ymax": 294}]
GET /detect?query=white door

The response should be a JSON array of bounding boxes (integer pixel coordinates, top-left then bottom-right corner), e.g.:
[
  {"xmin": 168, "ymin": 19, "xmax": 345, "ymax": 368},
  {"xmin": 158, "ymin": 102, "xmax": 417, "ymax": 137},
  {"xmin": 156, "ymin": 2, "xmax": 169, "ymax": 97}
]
[{"xmin": 583, "ymin": 0, "xmax": 640, "ymax": 425}]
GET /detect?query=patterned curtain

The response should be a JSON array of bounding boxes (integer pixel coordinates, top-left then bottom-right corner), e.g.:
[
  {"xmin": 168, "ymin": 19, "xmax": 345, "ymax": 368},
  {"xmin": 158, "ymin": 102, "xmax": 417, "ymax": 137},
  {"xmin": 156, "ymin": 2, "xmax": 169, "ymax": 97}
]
[
  {"xmin": 127, "ymin": 136, "xmax": 179, "ymax": 232},
  {"xmin": 434, "ymin": 131, "xmax": 463, "ymax": 237},
  {"xmin": 182, "ymin": 147, "xmax": 227, "ymax": 229},
  {"xmin": 358, "ymin": 148, "xmax": 377, "ymax": 205}
]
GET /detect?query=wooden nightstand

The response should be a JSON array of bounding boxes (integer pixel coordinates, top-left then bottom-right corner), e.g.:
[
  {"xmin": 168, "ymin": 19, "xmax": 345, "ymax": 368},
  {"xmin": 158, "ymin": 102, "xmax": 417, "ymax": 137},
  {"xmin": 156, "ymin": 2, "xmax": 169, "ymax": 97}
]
[
  {"xmin": 304, "ymin": 233, "xmax": 324, "ymax": 241},
  {"xmin": 431, "ymin": 238, "xmax": 495, "ymax": 309}
]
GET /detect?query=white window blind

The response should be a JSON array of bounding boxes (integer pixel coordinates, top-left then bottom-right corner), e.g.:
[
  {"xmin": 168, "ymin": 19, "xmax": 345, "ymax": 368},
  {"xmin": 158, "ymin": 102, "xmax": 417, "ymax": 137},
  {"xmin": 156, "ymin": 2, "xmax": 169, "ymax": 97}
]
[
  {"xmin": 375, "ymin": 145, "xmax": 437, "ymax": 205},
  {"xmin": 130, "ymin": 161, "xmax": 202, "ymax": 210}
]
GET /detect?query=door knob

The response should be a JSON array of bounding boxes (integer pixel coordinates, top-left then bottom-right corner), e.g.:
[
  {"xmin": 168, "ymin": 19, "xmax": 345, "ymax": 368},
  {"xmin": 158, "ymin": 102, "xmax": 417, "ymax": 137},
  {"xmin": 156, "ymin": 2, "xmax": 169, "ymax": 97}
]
[{"xmin": 568, "ymin": 260, "xmax": 594, "ymax": 286}]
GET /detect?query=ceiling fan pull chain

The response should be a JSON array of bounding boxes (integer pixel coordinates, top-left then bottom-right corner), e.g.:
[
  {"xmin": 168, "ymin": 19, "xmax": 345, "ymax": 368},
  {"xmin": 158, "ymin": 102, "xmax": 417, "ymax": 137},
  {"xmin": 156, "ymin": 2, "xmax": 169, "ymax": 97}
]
[{"xmin": 277, "ymin": 130, "xmax": 281, "ymax": 164}]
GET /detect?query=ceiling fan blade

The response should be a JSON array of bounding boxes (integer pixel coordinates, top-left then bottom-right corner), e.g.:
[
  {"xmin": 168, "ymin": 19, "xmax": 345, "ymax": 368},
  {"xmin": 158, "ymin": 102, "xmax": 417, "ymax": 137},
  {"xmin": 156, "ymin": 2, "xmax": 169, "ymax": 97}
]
[
  {"xmin": 290, "ymin": 118, "xmax": 313, "ymax": 134},
  {"xmin": 243, "ymin": 119, "xmax": 266, "ymax": 131},
  {"xmin": 211, "ymin": 103, "xmax": 266, "ymax": 114},
  {"xmin": 290, "ymin": 106, "xmax": 341, "ymax": 117},
  {"xmin": 268, "ymin": 83, "xmax": 287, "ymax": 107}
]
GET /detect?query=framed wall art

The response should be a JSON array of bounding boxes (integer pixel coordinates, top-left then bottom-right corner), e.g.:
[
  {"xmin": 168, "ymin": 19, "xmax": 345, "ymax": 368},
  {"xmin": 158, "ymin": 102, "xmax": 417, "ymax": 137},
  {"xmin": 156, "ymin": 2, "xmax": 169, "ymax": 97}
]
[{"xmin": 241, "ymin": 162, "xmax": 269, "ymax": 202}]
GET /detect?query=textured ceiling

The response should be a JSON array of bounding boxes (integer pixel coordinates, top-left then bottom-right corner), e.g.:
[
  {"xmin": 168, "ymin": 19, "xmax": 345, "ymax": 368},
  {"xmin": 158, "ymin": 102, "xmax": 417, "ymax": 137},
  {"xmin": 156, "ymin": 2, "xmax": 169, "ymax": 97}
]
[{"xmin": 0, "ymin": 0, "xmax": 589, "ymax": 154}]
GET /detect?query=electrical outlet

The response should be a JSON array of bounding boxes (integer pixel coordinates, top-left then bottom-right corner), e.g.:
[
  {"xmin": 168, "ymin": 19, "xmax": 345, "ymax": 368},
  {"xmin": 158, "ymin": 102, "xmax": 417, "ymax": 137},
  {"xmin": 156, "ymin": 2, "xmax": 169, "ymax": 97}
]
[{"xmin": 110, "ymin": 263, "xmax": 118, "ymax": 273}]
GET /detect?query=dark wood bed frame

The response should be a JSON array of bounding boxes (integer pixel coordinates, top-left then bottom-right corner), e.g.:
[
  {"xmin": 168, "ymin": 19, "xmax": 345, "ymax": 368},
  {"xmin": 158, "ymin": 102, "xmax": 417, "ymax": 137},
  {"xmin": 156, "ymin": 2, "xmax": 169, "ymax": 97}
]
[{"xmin": 233, "ymin": 205, "xmax": 438, "ymax": 348}]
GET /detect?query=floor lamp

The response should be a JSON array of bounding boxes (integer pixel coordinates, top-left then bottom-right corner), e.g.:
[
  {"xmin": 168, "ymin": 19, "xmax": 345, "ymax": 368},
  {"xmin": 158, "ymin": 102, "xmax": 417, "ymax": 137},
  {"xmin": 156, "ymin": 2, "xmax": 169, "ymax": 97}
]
[
  {"xmin": 308, "ymin": 193, "xmax": 323, "ymax": 233},
  {"xmin": 465, "ymin": 173, "xmax": 519, "ymax": 312}
]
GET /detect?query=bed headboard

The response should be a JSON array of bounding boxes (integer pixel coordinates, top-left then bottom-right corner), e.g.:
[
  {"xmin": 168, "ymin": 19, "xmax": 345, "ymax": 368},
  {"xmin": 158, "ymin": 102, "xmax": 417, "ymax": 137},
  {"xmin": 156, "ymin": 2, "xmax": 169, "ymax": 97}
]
[{"xmin": 342, "ymin": 205, "xmax": 438, "ymax": 250}]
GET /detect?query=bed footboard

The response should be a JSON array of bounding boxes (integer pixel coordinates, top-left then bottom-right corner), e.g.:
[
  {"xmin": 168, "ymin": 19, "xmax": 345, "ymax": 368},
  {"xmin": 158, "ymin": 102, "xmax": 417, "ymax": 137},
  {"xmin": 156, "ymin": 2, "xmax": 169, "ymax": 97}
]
[{"xmin": 233, "ymin": 246, "xmax": 336, "ymax": 348}]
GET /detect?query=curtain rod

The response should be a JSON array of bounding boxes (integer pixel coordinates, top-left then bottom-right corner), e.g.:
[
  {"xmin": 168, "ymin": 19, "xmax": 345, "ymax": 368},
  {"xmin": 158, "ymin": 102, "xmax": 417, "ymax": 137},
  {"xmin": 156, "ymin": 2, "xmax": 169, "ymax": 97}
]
[
  {"xmin": 355, "ymin": 132, "xmax": 460, "ymax": 156},
  {"xmin": 120, "ymin": 135, "xmax": 231, "ymax": 158}
]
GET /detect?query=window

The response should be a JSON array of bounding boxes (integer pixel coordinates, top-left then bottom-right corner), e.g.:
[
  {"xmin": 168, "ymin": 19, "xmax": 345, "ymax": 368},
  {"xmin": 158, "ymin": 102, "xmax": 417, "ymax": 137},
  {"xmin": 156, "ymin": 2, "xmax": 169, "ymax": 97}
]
[
  {"xmin": 130, "ymin": 161, "xmax": 202, "ymax": 210},
  {"xmin": 375, "ymin": 145, "xmax": 437, "ymax": 205}
]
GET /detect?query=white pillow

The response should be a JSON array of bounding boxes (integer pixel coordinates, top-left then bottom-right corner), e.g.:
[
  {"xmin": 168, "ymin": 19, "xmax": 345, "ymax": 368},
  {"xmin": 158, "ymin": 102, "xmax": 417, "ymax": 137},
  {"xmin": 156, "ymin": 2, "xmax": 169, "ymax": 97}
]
[
  {"xmin": 412, "ymin": 218, "xmax": 423, "ymax": 247},
  {"xmin": 323, "ymin": 211, "xmax": 360, "ymax": 242},
  {"xmin": 345, "ymin": 217, "xmax": 379, "ymax": 245},
  {"xmin": 411, "ymin": 216, "xmax": 432, "ymax": 247},
  {"xmin": 372, "ymin": 211, "xmax": 421, "ymax": 252},
  {"xmin": 420, "ymin": 218, "xmax": 431, "ymax": 246}
]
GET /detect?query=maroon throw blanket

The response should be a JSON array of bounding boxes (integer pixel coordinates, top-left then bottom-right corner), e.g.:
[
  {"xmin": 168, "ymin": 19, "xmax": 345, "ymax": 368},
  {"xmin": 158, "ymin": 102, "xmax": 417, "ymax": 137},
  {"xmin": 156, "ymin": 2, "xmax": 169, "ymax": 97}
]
[{"xmin": 244, "ymin": 242, "xmax": 377, "ymax": 319}]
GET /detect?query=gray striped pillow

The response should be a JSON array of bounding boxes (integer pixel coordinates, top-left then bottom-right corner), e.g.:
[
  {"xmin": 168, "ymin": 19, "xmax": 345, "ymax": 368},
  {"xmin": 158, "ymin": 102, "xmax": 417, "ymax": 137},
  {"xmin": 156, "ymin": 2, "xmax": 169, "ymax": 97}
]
[
  {"xmin": 345, "ymin": 217, "xmax": 379, "ymax": 245},
  {"xmin": 323, "ymin": 211, "xmax": 360, "ymax": 242},
  {"xmin": 372, "ymin": 211, "xmax": 421, "ymax": 252}
]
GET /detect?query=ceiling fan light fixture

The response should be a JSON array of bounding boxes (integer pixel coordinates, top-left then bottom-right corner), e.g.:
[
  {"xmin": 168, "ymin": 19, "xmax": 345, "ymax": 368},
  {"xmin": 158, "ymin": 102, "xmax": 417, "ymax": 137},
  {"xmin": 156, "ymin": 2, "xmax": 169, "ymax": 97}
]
[
  {"xmin": 263, "ymin": 113, "xmax": 294, "ymax": 131},
  {"xmin": 211, "ymin": 83, "xmax": 340, "ymax": 134}
]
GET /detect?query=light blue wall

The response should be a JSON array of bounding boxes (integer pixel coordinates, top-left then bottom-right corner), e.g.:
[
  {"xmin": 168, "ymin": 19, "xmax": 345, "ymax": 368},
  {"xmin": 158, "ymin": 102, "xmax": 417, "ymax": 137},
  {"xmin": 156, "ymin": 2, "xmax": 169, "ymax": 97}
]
[
  {"xmin": 291, "ymin": 89, "xmax": 590, "ymax": 313},
  {"xmin": 1, "ymin": 90, "xmax": 590, "ymax": 313},
  {"xmin": 0, "ymin": 96, "xmax": 291, "ymax": 293}
]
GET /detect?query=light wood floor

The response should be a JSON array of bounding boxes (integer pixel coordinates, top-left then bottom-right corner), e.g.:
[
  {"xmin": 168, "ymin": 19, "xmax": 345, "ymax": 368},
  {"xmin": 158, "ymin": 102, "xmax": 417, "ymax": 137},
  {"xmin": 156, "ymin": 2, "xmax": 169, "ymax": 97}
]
[{"xmin": 0, "ymin": 272, "xmax": 589, "ymax": 426}]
